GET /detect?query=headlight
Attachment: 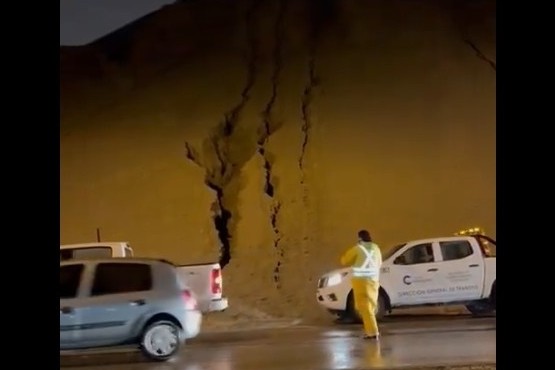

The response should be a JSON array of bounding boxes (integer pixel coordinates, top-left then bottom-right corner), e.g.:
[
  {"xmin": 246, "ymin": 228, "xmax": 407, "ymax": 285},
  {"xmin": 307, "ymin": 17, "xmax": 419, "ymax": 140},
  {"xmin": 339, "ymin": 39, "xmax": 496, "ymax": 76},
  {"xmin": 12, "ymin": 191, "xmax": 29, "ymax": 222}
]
[{"xmin": 326, "ymin": 272, "xmax": 349, "ymax": 287}]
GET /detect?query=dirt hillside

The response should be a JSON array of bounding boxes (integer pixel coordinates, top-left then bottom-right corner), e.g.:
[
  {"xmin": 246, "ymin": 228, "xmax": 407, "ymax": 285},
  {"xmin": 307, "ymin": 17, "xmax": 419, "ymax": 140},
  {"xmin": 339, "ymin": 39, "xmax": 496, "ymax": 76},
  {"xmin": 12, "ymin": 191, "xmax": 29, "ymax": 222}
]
[{"xmin": 60, "ymin": 0, "xmax": 496, "ymax": 321}]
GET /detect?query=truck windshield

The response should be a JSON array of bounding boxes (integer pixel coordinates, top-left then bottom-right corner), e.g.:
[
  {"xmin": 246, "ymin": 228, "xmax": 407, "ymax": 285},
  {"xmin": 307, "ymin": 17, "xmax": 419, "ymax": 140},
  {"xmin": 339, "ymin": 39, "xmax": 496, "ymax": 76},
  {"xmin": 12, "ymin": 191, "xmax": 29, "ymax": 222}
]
[{"xmin": 382, "ymin": 243, "xmax": 407, "ymax": 260}]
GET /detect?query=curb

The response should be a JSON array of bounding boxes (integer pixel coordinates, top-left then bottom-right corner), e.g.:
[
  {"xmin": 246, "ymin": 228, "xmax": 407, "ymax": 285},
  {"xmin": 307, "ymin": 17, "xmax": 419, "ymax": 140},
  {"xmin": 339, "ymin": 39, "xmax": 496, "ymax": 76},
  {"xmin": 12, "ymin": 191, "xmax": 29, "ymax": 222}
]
[
  {"xmin": 201, "ymin": 319, "xmax": 303, "ymax": 334},
  {"xmin": 342, "ymin": 363, "xmax": 496, "ymax": 370},
  {"xmin": 383, "ymin": 324, "xmax": 495, "ymax": 335}
]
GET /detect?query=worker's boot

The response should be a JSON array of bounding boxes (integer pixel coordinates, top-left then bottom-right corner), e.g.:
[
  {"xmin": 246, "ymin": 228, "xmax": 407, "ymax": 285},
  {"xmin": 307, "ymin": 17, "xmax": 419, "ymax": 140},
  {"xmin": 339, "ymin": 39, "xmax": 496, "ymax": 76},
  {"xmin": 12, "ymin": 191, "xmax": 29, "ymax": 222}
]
[{"xmin": 362, "ymin": 334, "xmax": 380, "ymax": 340}]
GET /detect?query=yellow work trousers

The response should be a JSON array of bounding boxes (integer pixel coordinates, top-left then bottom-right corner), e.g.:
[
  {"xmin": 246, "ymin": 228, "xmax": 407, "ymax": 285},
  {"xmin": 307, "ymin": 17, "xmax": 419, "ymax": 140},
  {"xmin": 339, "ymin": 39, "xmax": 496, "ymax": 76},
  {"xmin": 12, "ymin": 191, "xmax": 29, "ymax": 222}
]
[{"xmin": 351, "ymin": 277, "xmax": 380, "ymax": 336}]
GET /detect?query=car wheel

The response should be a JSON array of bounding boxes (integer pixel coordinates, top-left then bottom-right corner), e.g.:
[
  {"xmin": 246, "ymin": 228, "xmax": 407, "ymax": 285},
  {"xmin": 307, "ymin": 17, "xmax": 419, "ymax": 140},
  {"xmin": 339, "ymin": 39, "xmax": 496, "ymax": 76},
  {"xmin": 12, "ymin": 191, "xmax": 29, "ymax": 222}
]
[{"xmin": 140, "ymin": 320, "xmax": 181, "ymax": 362}]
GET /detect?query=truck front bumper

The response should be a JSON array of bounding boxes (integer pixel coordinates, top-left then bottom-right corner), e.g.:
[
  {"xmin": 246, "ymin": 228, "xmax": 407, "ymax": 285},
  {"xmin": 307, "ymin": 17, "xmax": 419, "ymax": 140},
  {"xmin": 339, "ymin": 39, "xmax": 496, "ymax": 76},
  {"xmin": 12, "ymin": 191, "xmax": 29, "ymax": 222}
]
[{"xmin": 316, "ymin": 287, "xmax": 347, "ymax": 312}]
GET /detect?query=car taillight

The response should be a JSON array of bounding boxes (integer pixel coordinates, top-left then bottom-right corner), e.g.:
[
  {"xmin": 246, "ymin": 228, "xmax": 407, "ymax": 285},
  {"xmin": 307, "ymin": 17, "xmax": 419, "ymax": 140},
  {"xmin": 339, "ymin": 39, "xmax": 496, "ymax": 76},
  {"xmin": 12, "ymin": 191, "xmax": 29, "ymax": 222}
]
[
  {"xmin": 211, "ymin": 268, "xmax": 222, "ymax": 294},
  {"xmin": 181, "ymin": 289, "xmax": 197, "ymax": 310}
]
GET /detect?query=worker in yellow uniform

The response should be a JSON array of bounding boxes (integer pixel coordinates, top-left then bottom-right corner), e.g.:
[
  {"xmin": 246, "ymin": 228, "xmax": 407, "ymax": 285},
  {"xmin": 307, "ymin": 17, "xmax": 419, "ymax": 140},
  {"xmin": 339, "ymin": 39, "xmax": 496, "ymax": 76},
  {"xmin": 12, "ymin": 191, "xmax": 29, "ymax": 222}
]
[{"xmin": 340, "ymin": 229, "xmax": 383, "ymax": 340}]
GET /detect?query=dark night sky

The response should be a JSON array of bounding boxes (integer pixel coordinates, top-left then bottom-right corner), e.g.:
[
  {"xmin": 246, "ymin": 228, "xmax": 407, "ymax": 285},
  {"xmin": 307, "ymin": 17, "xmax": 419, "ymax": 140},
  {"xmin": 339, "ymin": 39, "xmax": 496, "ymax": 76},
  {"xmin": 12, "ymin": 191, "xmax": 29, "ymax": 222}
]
[{"xmin": 60, "ymin": 0, "xmax": 175, "ymax": 46}]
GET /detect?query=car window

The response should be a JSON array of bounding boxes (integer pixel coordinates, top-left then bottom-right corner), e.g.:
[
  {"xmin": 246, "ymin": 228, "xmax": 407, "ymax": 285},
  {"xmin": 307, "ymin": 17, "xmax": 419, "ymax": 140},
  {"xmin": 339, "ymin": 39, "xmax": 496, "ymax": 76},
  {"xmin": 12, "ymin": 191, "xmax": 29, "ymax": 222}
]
[
  {"xmin": 60, "ymin": 247, "xmax": 113, "ymax": 261},
  {"xmin": 394, "ymin": 243, "xmax": 434, "ymax": 265},
  {"xmin": 74, "ymin": 247, "xmax": 113, "ymax": 259},
  {"xmin": 440, "ymin": 240, "xmax": 473, "ymax": 261},
  {"xmin": 91, "ymin": 263, "xmax": 152, "ymax": 296},
  {"xmin": 60, "ymin": 264, "xmax": 84, "ymax": 299}
]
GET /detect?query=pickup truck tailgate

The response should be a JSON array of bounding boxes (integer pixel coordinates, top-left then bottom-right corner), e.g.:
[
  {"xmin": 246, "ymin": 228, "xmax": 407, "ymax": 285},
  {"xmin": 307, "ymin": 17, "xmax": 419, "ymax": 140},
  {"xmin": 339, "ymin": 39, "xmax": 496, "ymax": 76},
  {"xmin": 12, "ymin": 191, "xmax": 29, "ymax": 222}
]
[{"xmin": 176, "ymin": 262, "xmax": 228, "ymax": 313}]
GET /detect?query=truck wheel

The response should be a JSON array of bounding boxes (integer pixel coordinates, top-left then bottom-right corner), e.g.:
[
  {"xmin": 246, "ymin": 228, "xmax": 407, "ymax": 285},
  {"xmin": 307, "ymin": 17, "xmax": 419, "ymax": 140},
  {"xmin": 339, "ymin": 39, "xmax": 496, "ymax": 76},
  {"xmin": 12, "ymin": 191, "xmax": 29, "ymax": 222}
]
[
  {"xmin": 140, "ymin": 320, "xmax": 181, "ymax": 362},
  {"xmin": 345, "ymin": 290, "xmax": 387, "ymax": 323},
  {"xmin": 375, "ymin": 293, "xmax": 387, "ymax": 322},
  {"xmin": 465, "ymin": 302, "xmax": 495, "ymax": 316},
  {"xmin": 490, "ymin": 283, "xmax": 496, "ymax": 309},
  {"xmin": 345, "ymin": 291, "xmax": 362, "ymax": 323}
]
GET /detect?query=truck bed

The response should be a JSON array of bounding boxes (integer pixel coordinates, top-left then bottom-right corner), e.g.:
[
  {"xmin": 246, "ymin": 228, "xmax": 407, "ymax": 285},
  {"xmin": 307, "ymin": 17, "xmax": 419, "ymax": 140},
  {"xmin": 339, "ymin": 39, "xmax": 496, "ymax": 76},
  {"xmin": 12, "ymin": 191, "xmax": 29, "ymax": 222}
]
[{"xmin": 175, "ymin": 263, "xmax": 228, "ymax": 313}]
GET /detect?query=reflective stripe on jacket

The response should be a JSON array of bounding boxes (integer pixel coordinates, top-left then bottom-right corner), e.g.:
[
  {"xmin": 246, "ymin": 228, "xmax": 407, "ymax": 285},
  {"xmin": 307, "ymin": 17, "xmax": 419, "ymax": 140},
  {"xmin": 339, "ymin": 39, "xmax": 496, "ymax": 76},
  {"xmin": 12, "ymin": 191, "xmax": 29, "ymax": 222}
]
[{"xmin": 352, "ymin": 243, "xmax": 379, "ymax": 278}]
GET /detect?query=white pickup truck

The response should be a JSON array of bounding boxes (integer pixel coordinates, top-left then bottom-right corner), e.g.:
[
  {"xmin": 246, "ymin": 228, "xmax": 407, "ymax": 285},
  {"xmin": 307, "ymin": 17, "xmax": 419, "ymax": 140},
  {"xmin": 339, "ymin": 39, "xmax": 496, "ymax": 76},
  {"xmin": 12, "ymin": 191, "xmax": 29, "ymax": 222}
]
[
  {"xmin": 60, "ymin": 242, "xmax": 228, "ymax": 313},
  {"xmin": 316, "ymin": 234, "xmax": 496, "ymax": 321}
]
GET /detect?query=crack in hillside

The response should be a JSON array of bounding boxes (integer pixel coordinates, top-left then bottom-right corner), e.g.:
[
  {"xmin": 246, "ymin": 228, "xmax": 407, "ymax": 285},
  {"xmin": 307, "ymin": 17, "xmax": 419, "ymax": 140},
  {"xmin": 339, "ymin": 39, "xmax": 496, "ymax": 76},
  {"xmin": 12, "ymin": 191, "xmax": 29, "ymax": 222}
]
[
  {"xmin": 296, "ymin": 0, "xmax": 334, "ymax": 261},
  {"xmin": 184, "ymin": 0, "xmax": 261, "ymax": 269},
  {"xmin": 299, "ymin": 58, "xmax": 317, "ymax": 179},
  {"xmin": 271, "ymin": 202, "xmax": 283, "ymax": 287},
  {"xmin": 257, "ymin": 0, "xmax": 286, "ymax": 289},
  {"xmin": 299, "ymin": 0, "xmax": 331, "ymax": 181},
  {"xmin": 465, "ymin": 39, "xmax": 496, "ymax": 71},
  {"xmin": 185, "ymin": 142, "xmax": 202, "ymax": 166}
]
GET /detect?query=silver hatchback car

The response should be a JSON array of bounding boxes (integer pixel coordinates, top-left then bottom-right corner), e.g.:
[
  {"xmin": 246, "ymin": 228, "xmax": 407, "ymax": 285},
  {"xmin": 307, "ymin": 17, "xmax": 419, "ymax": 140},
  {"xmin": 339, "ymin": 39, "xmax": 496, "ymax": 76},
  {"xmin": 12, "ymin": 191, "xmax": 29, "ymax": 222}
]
[{"xmin": 60, "ymin": 258, "xmax": 202, "ymax": 361}]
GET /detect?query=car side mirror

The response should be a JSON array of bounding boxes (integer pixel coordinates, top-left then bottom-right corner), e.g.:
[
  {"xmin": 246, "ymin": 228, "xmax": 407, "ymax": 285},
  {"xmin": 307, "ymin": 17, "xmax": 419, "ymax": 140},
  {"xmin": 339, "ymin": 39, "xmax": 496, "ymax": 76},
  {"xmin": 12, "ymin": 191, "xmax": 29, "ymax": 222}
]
[{"xmin": 394, "ymin": 255, "xmax": 405, "ymax": 265}]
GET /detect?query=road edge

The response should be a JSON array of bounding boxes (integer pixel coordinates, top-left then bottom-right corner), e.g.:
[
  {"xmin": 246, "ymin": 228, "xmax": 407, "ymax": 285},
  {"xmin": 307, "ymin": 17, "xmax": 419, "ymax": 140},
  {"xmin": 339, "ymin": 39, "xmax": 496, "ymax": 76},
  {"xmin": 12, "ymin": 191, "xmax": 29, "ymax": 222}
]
[{"xmin": 351, "ymin": 362, "xmax": 496, "ymax": 370}]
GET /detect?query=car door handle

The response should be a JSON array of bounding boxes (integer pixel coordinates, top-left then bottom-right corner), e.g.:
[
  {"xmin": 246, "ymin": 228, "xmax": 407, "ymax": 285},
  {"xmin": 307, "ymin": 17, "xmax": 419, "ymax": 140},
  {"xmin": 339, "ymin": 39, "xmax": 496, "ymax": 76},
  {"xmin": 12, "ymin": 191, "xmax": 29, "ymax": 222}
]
[
  {"xmin": 60, "ymin": 306, "xmax": 74, "ymax": 314},
  {"xmin": 427, "ymin": 268, "xmax": 438, "ymax": 272},
  {"xmin": 130, "ymin": 299, "xmax": 146, "ymax": 306},
  {"xmin": 469, "ymin": 264, "xmax": 479, "ymax": 268}
]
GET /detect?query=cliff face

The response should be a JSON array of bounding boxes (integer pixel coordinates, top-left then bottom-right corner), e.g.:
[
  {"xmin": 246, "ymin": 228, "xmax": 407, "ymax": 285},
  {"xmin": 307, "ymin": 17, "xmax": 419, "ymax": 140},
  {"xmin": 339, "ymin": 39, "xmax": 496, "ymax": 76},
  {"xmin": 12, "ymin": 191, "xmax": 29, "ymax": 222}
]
[{"xmin": 60, "ymin": 0, "xmax": 495, "ymax": 320}]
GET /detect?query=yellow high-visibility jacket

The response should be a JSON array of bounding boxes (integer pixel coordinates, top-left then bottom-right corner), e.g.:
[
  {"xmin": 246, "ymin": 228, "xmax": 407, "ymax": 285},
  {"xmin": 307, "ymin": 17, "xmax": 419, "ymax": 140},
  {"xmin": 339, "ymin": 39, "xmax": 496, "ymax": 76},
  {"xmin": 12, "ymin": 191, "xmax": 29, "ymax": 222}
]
[{"xmin": 340, "ymin": 241, "xmax": 382, "ymax": 280}]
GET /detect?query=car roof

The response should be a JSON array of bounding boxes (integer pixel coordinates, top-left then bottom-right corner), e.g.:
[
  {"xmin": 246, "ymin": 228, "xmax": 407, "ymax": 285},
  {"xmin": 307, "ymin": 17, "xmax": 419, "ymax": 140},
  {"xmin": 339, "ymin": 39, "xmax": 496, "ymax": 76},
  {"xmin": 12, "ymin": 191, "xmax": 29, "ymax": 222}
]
[{"xmin": 60, "ymin": 257, "xmax": 176, "ymax": 267}]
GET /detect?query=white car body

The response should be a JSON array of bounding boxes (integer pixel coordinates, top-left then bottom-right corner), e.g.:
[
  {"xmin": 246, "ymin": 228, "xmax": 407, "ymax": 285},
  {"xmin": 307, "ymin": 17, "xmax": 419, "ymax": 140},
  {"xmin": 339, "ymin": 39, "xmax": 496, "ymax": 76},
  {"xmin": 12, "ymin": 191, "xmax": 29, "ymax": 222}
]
[
  {"xmin": 316, "ymin": 235, "xmax": 496, "ymax": 320},
  {"xmin": 60, "ymin": 242, "xmax": 229, "ymax": 314}
]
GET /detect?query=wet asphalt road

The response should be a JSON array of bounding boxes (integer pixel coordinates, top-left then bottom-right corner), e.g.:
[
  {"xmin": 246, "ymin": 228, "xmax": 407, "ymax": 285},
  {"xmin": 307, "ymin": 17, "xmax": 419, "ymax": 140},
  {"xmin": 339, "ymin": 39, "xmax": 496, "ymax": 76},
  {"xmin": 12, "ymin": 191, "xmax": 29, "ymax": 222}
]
[{"xmin": 61, "ymin": 316, "xmax": 496, "ymax": 370}]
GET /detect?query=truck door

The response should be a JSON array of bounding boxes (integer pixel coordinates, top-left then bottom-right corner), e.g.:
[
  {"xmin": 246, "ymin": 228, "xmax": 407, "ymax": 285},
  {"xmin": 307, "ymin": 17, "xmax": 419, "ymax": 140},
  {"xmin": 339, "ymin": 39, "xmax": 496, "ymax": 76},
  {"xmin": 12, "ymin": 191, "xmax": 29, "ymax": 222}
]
[
  {"xmin": 437, "ymin": 239, "xmax": 485, "ymax": 301},
  {"xmin": 386, "ymin": 242, "xmax": 446, "ymax": 306}
]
